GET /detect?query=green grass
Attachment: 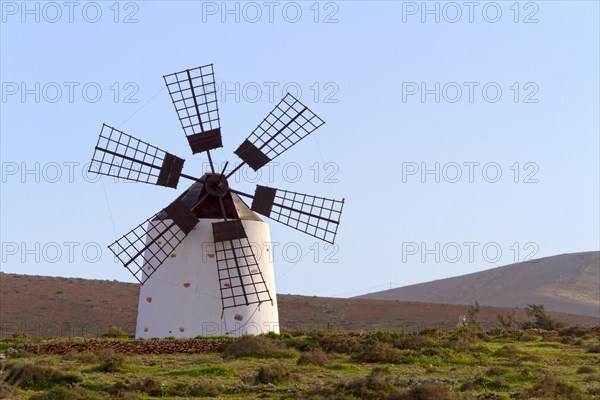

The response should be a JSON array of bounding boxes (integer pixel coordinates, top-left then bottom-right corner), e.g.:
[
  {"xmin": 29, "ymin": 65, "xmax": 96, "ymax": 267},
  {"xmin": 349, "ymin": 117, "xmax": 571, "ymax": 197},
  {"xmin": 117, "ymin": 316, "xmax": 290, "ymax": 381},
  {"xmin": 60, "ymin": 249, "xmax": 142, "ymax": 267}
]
[
  {"xmin": 1, "ymin": 329, "xmax": 599, "ymax": 399},
  {"xmin": 162, "ymin": 365, "xmax": 236, "ymax": 377}
]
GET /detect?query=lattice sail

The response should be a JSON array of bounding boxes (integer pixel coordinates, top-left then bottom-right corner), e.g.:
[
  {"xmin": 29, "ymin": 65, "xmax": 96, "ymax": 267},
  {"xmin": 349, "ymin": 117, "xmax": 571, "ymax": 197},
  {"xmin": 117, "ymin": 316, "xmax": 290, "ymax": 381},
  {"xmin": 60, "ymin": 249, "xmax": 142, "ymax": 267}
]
[
  {"xmin": 212, "ymin": 220, "xmax": 272, "ymax": 310},
  {"xmin": 234, "ymin": 93, "xmax": 325, "ymax": 171},
  {"xmin": 250, "ymin": 185, "xmax": 343, "ymax": 244},
  {"xmin": 164, "ymin": 64, "xmax": 222, "ymax": 154},
  {"xmin": 89, "ymin": 124, "xmax": 184, "ymax": 188},
  {"xmin": 108, "ymin": 200, "xmax": 198, "ymax": 284}
]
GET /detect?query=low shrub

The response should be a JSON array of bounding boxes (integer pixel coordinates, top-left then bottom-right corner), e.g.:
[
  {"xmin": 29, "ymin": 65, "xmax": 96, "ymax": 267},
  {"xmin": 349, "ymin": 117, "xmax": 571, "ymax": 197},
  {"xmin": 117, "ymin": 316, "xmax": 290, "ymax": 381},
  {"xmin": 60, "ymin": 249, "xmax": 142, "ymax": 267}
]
[
  {"xmin": 493, "ymin": 344, "xmax": 520, "ymax": 358},
  {"xmin": 314, "ymin": 332, "xmax": 362, "ymax": 354},
  {"xmin": 3, "ymin": 362, "xmax": 81, "ymax": 389},
  {"xmin": 587, "ymin": 386, "xmax": 600, "ymax": 396},
  {"xmin": 103, "ymin": 380, "xmax": 130, "ymax": 396},
  {"xmin": 174, "ymin": 382, "xmax": 221, "ymax": 397},
  {"xmin": 106, "ymin": 377, "xmax": 170, "ymax": 397},
  {"xmin": 265, "ymin": 331, "xmax": 293, "ymax": 340},
  {"xmin": 198, "ymin": 366, "xmax": 235, "ymax": 377},
  {"xmin": 328, "ymin": 363, "xmax": 357, "ymax": 371},
  {"xmin": 369, "ymin": 331, "xmax": 400, "ymax": 345},
  {"xmin": 3, "ymin": 347, "xmax": 34, "ymax": 359},
  {"xmin": 587, "ymin": 344, "xmax": 600, "ymax": 353},
  {"xmin": 396, "ymin": 334, "xmax": 435, "ymax": 350},
  {"xmin": 505, "ymin": 330, "xmax": 542, "ymax": 342},
  {"xmin": 485, "ymin": 367, "xmax": 509, "ymax": 377},
  {"xmin": 445, "ymin": 325, "xmax": 488, "ymax": 352},
  {"xmin": 139, "ymin": 378, "xmax": 166, "ymax": 396},
  {"xmin": 585, "ymin": 374, "xmax": 600, "ymax": 383},
  {"xmin": 11, "ymin": 332, "xmax": 28, "ymax": 340},
  {"xmin": 504, "ymin": 368, "xmax": 536, "ymax": 384},
  {"xmin": 518, "ymin": 353, "xmax": 542, "ymax": 363},
  {"xmin": 204, "ymin": 384, "xmax": 226, "ymax": 397},
  {"xmin": 577, "ymin": 365, "xmax": 596, "ymax": 374},
  {"xmin": 222, "ymin": 335, "xmax": 292, "ymax": 359},
  {"xmin": 340, "ymin": 367, "xmax": 404, "ymax": 399},
  {"xmin": 419, "ymin": 328, "xmax": 441, "ymax": 337},
  {"xmin": 460, "ymin": 376, "xmax": 509, "ymax": 391},
  {"xmin": 284, "ymin": 336, "xmax": 312, "ymax": 352},
  {"xmin": 0, "ymin": 340, "xmax": 17, "ymax": 353},
  {"xmin": 255, "ymin": 364, "xmax": 290, "ymax": 384},
  {"xmin": 101, "ymin": 326, "xmax": 132, "ymax": 339},
  {"xmin": 469, "ymin": 344, "xmax": 491, "ymax": 354},
  {"xmin": 560, "ymin": 336, "xmax": 578, "ymax": 345},
  {"xmin": 523, "ymin": 375, "xmax": 584, "ymax": 399},
  {"xmin": 61, "ymin": 351, "xmax": 97, "ymax": 363},
  {"xmin": 0, "ymin": 381, "xmax": 15, "ymax": 399},
  {"xmin": 94, "ymin": 349, "xmax": 126, "ymax": 372},
  {"xmin": 402, "ymin": 383, "xmax": 457, "ymax": 400},
  {"xmin": 29, "ymin": 386, "xmax": 107, "ymax": 400},
  {"xmin": 341, "ymin": 370, "xmax": 457, "ymax": 400},
  {"xmin": 353, "ymin": 341, "xmax": 402, "ymax": 363},
  {"xmin": 163, "ymin": 365, "xmax": 235, "ymax": 378},
  {"xmin": 297, "ymin": 348, "xmax": 330, "ymax": 366},
  {"xmin": 558, "ymin": 325, "xmax": 591, "ymax": 338}
]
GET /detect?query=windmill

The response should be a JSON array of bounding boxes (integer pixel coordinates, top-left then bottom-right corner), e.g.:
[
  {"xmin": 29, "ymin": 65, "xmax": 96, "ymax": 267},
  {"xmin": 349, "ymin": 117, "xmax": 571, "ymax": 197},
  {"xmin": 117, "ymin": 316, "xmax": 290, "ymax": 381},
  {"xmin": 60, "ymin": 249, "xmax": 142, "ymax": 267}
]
[{"xmin": 89, "ymin": 64, "xmax": 344, "ymax": 338}]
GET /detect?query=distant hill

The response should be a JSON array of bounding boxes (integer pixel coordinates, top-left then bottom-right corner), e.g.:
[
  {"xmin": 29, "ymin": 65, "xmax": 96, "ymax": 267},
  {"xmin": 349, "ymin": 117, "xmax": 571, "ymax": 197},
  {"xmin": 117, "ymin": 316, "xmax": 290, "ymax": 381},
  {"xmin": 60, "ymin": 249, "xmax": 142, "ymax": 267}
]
[
  {"xmin": 0, "ymin": 271, "xmax": 598, "ymax": 338},
  {"xmin": 357, "ymin": 252, "xmax": 600, "ymax": 318}
]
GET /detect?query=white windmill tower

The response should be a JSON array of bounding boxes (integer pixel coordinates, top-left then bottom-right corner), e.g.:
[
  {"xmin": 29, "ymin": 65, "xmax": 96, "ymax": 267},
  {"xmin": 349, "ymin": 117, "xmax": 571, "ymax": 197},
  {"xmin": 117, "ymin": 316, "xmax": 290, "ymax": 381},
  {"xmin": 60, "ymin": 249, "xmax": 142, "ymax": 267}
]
[{"xmin": 89, "ymin": 64, "xmax": 344, "ymax": 338}]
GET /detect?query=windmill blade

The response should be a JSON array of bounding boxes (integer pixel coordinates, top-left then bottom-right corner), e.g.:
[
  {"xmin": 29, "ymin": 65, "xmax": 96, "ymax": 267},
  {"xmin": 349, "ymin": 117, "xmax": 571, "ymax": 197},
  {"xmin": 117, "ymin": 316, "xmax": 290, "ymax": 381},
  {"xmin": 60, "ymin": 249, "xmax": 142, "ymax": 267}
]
[
  {"xmin": 109, "ymin": 199, "xmax": 198, "ymax": 284},
  {"xmin": 247, "ymin": 185, "xmax": 343, "ymax": 244},
  {"xmin": 90, "ymin": 124, "xmax": 186, "ymax": 188},
  {"xmin": 212, "ymin": 220, "xmax": 272, "ymax": 310},
  {"xmin": 164, "ymin": 64, "xmax": 222, "ymax": 154},
  {"xmin": 230, "ymin": 93, "xmax": 325, "ymax": 175}
]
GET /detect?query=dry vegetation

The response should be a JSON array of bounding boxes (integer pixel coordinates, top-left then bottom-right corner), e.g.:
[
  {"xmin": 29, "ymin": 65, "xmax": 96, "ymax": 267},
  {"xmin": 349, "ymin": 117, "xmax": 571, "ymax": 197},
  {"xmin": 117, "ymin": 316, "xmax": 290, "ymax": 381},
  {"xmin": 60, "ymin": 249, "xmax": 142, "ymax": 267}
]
[
  {"xmin": 2, "ymin": 273, "xmax": 597, "ymax": 340},
  {"xmin": 1, "ymin": 322, "xmax": 599, "ymax": 400}
]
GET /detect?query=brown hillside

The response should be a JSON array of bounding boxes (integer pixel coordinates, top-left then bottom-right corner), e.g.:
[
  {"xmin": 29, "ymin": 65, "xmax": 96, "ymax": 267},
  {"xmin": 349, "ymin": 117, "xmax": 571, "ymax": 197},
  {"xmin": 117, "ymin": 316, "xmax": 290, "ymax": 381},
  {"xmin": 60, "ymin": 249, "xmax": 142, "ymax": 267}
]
[
  {"xmin": 358, "ymin": 252, "xmax": 600, "ymax": 318},
  {"xmin": 0, "ymin": 273, "xmax": 597, "ymax": 338}
]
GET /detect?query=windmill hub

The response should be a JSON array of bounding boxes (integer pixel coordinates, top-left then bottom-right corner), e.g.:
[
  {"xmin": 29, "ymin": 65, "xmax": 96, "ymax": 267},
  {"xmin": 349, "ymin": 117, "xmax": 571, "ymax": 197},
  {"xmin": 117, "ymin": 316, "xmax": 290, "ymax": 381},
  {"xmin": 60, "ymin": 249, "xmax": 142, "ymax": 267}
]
[{"xmin": 205, "ymin": 173, "xmax": 229, "ymax": 197}]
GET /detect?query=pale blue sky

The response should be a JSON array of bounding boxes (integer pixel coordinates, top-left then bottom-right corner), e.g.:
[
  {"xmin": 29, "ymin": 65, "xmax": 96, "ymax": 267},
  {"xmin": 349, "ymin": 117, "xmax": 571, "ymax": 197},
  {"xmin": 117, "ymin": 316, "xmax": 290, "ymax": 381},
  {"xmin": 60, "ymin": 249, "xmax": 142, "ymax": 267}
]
[{"xmin": 1, "ymin": 1, "xmax": 598, "ymax": 297}]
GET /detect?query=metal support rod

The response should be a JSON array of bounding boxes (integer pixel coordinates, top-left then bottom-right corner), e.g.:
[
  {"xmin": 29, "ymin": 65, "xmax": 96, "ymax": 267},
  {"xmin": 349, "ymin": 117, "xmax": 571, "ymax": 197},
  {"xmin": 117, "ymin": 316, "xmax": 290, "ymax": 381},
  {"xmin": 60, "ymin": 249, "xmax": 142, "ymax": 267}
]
[
  {"xmin": 124, "ymin": 192, "xmax": 210, "ymax": 269},
  {"xmin": 186, "ymin": 69, "xmax": 205, "ymax": 134},
  {"xmin": 277, "ymin": 201, "xmax": 338, "ymax": 224},
  {"xmin": 216, "ymin": 195, "xmax": 244, "ymax": 306},
  {"xmin": 218, "ymin": 197, "xmax": 228, "ymax": 222},
  {"xmin": 96, "ymin": 148, "xmax": 205, "ymax": 185},
  {"xmin": 180, "ymin": 173, "xmax": 205, "ymax": 182},
  {"xmin": 225, "ymin": 162, "xmax": 245, "ymax": 180},
  {"xmin": 229, "ymin": 188, "xmax": 253, "ymax": 199},
  {"xmin": 257, "ymin": 107, "xmax": 307, "ymax": 151},
  {"xmin": 229, "ymin": 188, "xmax": 338, "ymax": 224},
  {"xmin": 219, "ymin": 161, "xmax": 229, "ymax": 179},
  {"xmin": 229, "ymin": 239, "xmax": 250, "ymax": 306},
  {"xmin": 95, "ymin": 147, "xmax": 157, "ymax": 170},
  {"xmin": 191, "ymin": 193, "xmax": 210, "ymax": 211},
  {"xmin": 123, "ymin": 221, "xmax": 177, "ymax": 268},
  {"xmin": 206, "ymin": 150, "xmax": 215, "ymax": 174},
  {"xmin": 226, "ymin": 107, "xmax": 307, "ymax": 180},
  {"xmin": 186, "ymin": 69, "xmax": 217, "ymax": 174}
]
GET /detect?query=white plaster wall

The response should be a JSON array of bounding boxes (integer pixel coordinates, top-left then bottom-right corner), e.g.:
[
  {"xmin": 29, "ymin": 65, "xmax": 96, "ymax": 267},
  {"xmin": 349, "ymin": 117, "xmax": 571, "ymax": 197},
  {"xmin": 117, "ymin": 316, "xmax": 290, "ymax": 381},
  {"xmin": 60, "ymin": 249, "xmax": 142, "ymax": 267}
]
[{"xmin": 136, "ymin": 219, "xmax": 279, "ymax": 338}]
